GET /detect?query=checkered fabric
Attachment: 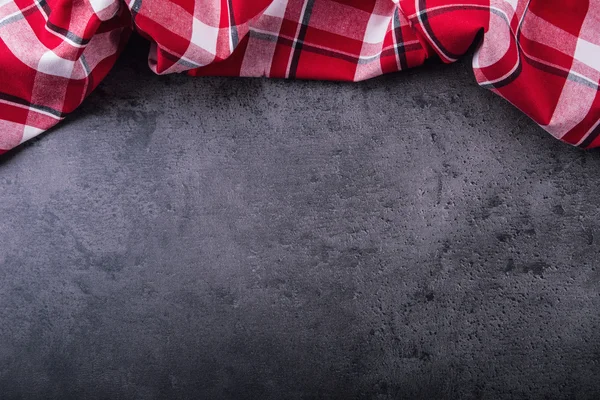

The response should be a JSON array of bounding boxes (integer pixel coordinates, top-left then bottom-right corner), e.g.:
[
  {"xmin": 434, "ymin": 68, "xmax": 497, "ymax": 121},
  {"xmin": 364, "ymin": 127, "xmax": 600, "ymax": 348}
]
[{"xmin": 1, "ymin": 0, "xmax": 599, "ymax": 155}]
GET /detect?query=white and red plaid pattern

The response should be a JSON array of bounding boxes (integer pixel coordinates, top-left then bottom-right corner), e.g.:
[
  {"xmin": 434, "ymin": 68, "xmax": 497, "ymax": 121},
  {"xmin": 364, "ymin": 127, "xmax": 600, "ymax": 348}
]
[{"xmin": 0, "ymin": 0, "xmax": 599, "ymax": 154}]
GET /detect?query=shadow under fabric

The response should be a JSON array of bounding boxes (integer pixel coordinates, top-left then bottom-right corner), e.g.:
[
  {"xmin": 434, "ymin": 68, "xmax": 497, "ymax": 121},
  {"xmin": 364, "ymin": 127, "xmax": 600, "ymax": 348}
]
[{"xmin": 0, "ymin": 0, "xmax": 598, "ymax": 154}]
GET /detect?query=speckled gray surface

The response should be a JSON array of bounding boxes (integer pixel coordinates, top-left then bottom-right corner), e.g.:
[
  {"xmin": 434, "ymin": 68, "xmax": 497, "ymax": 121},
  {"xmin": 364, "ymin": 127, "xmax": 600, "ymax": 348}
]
[{"xmin": 1, "ymin": 37, "xmax": 600, "ymax": 399}]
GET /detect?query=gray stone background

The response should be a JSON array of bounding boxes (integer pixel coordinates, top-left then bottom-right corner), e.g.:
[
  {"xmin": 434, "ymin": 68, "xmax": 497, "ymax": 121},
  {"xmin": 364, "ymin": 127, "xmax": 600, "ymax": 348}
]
[{"xmin": 1, "ymin": 36, "xmax": 599, "ymax": 399}]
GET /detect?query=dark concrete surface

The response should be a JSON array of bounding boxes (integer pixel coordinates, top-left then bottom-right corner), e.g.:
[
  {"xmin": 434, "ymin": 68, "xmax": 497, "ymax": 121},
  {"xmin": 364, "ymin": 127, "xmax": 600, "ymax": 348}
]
[{"xmin": 1, "ymin": 36, "xmax": 599, "ymax": 400}]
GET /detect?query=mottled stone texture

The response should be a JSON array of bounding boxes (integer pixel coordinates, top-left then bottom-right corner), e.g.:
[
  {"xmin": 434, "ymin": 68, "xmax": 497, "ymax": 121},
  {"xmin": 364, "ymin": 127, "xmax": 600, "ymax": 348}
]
[{"xmin": 1, "ymin": 37, "xmax": 599, "ymax": 400}]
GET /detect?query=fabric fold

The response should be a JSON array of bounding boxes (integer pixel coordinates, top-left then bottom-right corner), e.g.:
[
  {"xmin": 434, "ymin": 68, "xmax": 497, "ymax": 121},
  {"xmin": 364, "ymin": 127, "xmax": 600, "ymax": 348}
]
[
  {"xmin": 0, "ymin": 0, "xmax": 131, "ymax": 154},
  {"xmin": 0, "ymin": 0, "xmax": 599, "ymax": 155},
  {"xmin": 400, "ymin": 0, "xmax": 600, "ymax": 147},
  {"xmin": 133, "ymin": 0, "xmax": 274, "ymax": 74}
]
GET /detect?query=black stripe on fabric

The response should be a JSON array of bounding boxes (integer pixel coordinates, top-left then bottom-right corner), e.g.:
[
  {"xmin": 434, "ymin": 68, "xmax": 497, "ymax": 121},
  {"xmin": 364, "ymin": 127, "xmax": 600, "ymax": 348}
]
[
  {"xmin": 80, "ymin": 55, "xmax": 91, "ymax": 76},
  {"xmin": 578, "ymin": 124, "xmax": 600, "ymax": 149},
  {"xmin": 130, "ymin": 0, "xmax": 142, "ymax": 20},
  {"xmin": 578, "ymin": 124, "xmax": 600, "ymax": 148},
  {"xmin": 0, "ymin": 10, "xmax": 25, "ymax": 28},
  {"xmin": 38, "ymin": 0, "xmax": 52, "ymax": 15},
  {"xmin": 479, "ymin": 6, "xmax": 524, "ymax": 89},
  {"xmin": 249, "ymin": 30, "xmax": 422, "ymax": 65},
  {"xmin": 227, "ymin": 0, "xmax": 239, "ymax": 49},
  {"xmin": 288, "ymin": 0, "xmax": 315, "ymax": 79},
  {"xmin": 521, "ymin": 52, "xmax": 599, "ymax": 91},
  {"xmin": 37, "ymin": 0, "xmax": 90, "ymax": 45},
  {"xmin": 79, "ymin": 55, "xmax": 95, "ymax": 97},
  {"xmin": 0, "ymin": 91, "xmax": 64, "ymax": 118},
  {"xmin": 478, "ymin": 60, "xmax": 522, "ymax": 90},
  {"xmin": 564, "ymin": 69, "xmax": 599, "ymax": 90},
  {"xmin": 46, "ymin": 21, "xmax": 90, "ymax": 45},
  {"xmin": 393, "ymin": 8, "xmax": 408, "ymax": 70},
  {"xmin": 417, "ymin": 0, "xmax": 461, "ymax": 61},
  {"xmin": 386, "ymin": 44, "xmax": 423, "ymax": 59},
  {"xmin": 474, "ymin": 3, "xmax": 531, "ymax": 90},
  {"xmin": 159, "ymin": 47, "xmax": 201, "ymax": 68}
]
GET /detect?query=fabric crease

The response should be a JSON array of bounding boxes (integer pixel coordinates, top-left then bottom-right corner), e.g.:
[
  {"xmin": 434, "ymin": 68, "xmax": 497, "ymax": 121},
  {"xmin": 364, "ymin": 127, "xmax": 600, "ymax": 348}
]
[{"xmin": 0, "ymin": 0, "xmax": 598, "ymax": 154}]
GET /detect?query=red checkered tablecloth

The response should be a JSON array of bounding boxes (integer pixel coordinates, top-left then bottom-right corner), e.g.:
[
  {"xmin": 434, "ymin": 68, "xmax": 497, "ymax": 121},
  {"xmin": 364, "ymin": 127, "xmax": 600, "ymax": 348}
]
[{"xmin": 1, "ymin": 0, "xmax": 599, "ymax": 154}]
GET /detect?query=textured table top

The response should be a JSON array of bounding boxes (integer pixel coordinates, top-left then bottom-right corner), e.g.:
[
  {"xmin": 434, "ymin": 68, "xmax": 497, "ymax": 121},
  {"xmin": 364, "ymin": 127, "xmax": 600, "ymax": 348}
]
[{"xmin": 1, "ymin": 38, "xmax": 599, "ymax": 399}]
